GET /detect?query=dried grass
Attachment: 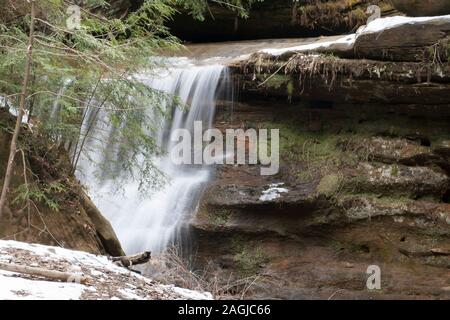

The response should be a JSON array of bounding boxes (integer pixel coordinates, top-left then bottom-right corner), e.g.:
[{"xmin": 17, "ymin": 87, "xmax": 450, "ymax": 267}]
[{"xmin": 151, "ymin": 246, "xmax": 279, "ymax": 300}]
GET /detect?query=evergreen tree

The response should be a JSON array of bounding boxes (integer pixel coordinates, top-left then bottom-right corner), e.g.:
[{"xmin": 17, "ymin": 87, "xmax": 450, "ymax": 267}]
[{"xmin": 0, "ymin": 0, "xmax": 262, "ymax": 217}]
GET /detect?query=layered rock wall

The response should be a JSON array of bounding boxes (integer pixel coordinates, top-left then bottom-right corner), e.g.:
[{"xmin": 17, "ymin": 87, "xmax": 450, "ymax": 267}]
[
  {"xmin": 190, "ymin": 17, "xmax": 450, "ymax": 299},
  {"xmin": 169, "ymin": 0, "xmax": 397, "ymax": 41}
]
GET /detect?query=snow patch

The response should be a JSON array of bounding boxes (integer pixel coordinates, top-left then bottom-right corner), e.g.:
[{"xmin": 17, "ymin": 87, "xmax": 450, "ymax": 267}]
[
  {"xmin": 259, "ymin": 183, "xmax": 289, "ymax": 201},
  {"xmin": 259, "ymin": 34, "xmax": 356, "ymax": 55},
  {"xmin": 0, "ymin": 270, "xmax": 84, "ymax": 300},
  {"xmin": 361, "ymin": 14, "xmax": 450, "ymax": 34},
  {"xmin": 0, "ymin": 240, "xmax": 213, "ymax": 300},
  {"xmin": 169, "ymin": 286, "xmax": 214, "ymax": 300},
  {"xmin": 117, "ymin": 288, "xmax": 145, "ymax": 300},
  {"xmin": 0, "ymin": 96, "xmax": 30, "ymax": 124},
  {"xmin": 258, "ymin": 15, "xmax": 450, "ymax": 56}
]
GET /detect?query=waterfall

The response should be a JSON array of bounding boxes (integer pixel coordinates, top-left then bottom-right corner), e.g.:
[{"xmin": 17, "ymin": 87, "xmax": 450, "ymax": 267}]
[{"xmin": 77, "ymin": 59, "xmax": 230, "ymax": 254}]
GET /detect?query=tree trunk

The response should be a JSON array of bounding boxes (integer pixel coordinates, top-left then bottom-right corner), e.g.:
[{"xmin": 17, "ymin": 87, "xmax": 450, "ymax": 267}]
[
  {"xmin": 0, "ymin": 1, "xmax": 36, "ymax": 219},
  {"xmin": 111, "ymin": 251, "xmax": 151, "ymax": 268},
  {"xmin": 0, "ymin": 262, "xmax": 87, "ymax": 284}
]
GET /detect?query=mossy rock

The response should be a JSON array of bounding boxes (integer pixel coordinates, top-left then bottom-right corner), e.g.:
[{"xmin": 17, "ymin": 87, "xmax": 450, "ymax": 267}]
[
  {"xmin": 234, "ymin": 247, "xmax": 270, "ymax": 276},
  {"xmin": 316, "ymin": 174, "xmax": 342, "ymax": 197}
]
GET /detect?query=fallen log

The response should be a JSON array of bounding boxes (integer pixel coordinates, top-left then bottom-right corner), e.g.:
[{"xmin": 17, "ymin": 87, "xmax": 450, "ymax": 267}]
[
  {"xmin": 0, "ymin": 262, "xmax": 87, "ymax": 284},
  {"xmin": 111, "ymin": 251, "xmax": 151, "ymax": 268}
]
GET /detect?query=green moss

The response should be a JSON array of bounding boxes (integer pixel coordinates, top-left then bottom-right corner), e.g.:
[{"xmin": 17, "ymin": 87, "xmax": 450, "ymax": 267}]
[
  {"xmin": 391, "ymin": 164, "xmax": 399, "ymax": 177},
  {"xmin": 339, "ymin": 193, "xmax": 413, "ymax": 207},
  {"xmin": 13, "ymin": 182, "xmax": 66, "ymax": 212},
  {"xmin": 317, "ymin": 174, "xmax": 343, "ymax": 197},
  {"xmin": 265, "ymin": 121, "xmax": 340, "ymax": 161},
  {"xmin": 351, "ymin": 8, "xmax": 366, "ymax": 20},
  {"xmin": 262, "ymin": 119, "xmax": 363, "ymax": 183},
  {"xmin": 374, "ymin": 196, "xmax": 411, "ymax": 206},
  {"xmin": 329, "ymin": 239, "xmax": 345, "ymax": 256},
  {"xmin": 260, "ymin": 111, "xmax": 449, "ymax": 199},
  {"xmin": 229, "ymin": 235, "xmax": 246, "ymax": 252},
  {"xmin": 286, "ymin": 81, "xmax": 294, "ymax": 97},
  {"xmin": 208, "ymin": 209, "xmax": 232, "ymax": 228},
  {"xmin": 234, "ymin": 247, "xmax": 270, "ymax": 276},
  {"xmin": 261, "ymin": 74, "xmax": 290, "ymax": 90}
]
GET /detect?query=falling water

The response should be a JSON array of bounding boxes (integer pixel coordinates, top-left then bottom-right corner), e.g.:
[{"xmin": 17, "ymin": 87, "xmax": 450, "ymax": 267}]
[{"xmin": 77, "ymin": 58, "xmax": 230, "ymax": 254}]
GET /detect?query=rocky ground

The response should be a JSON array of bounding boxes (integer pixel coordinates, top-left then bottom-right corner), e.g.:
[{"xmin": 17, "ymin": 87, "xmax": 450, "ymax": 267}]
[{"xmin": 0, "ymin": 240, "xmax": 212, "ymax": 300}]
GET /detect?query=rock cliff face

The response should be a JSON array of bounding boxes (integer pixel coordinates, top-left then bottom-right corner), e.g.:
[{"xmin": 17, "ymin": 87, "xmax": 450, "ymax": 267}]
[
  {"xmin": 191, "ymin": 102, "xmax": 450, "ymax": 299},
  {"xmin": 390, "ymin": 0, "xmax": 450, "ymax": 17},
  {"xmin": 232, "ymin": 16, "xmax": 450, "ymax": 105},
  {"xmin": 169, "ymin": 0, "xmax": 397, "ymax": 41},
  {"xmin": 189, "ymin": 18, "xmax": 450, "ymax": 299},
  {"xmin": 0, "ymin": 109, "xmax": 124, "ymax": 257}
]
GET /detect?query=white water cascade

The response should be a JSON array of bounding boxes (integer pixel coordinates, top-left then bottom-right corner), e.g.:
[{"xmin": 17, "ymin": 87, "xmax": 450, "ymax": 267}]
[{"xmin": 77, "ymin": 59, "xmax": 230, "ymax": 254}]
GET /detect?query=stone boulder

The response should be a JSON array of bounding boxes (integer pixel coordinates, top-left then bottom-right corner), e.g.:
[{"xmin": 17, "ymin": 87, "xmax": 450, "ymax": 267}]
[
  {"xmin": 354, "ymin": 16, "xmax": 450, "ymax": 62},
  {"xmin": 346, "ymin": 162, "xmax": 449, "ymax": 199},
  {"xmin": 389, "ymin": 0, "xmax": 450, "ymax": 16}
]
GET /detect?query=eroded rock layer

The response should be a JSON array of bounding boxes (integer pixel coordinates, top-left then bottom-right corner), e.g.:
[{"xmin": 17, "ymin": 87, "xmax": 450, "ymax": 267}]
[
  {"xmin": 169, "ymin": 0, "xmax": 397, "ymax": 41},
  {"xmin": 190, "ymin": 16, "xmax": 450, "ymax": 299},
  {"xmin": 191, "ymin": 100, "xmax": 450, "ymax": 299}
]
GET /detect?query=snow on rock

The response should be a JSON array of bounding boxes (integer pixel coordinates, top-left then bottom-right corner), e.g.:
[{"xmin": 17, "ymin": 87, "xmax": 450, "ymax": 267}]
[
  {"xmin": 360, "ymin": 14, "xmax": 450, "ymax": 34},
  {"xmin": 259, "ymin": 183, "xmax": 289, "ymax": 202},
  {"xmin": 0, "ymin": 96, "xmax": 30, "ymax": 124},
  {"xmin": 259, "ymin": 34, "xmax": 356, "ymax": 56},
  {"xmin": 0, "ymin": 240, "xmax": 212, "ymax": 300},
  {"xmin": 258, "ymin": 15, "xmax": 450, "ymax": 56}
]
